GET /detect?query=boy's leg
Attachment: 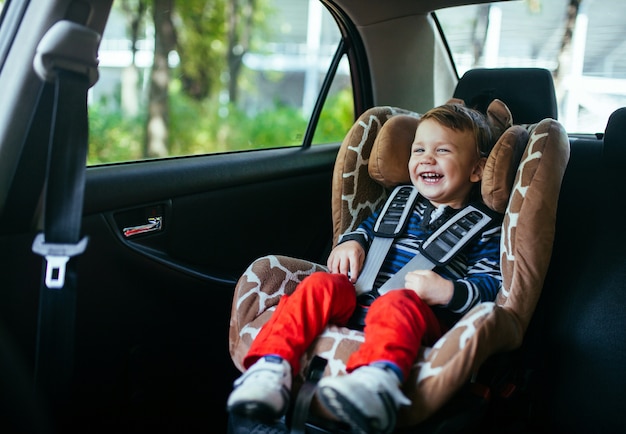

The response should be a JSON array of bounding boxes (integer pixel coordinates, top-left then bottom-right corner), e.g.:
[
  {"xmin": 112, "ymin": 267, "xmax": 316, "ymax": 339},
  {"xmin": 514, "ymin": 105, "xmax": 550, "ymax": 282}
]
[
  {"xmin": 347, "ymin": 289, "xmax": 443, "ymax": 378},
  {"xmin": 244, "ymin": 271, "xmax": 356, "ymax": 373},
  {"xmin": 316, "ymin": 289, "xmax": 444, "ymax": 434},
  {"xmin": 228, "ymin": 272, "xmax": 356, "ymax": 422}
]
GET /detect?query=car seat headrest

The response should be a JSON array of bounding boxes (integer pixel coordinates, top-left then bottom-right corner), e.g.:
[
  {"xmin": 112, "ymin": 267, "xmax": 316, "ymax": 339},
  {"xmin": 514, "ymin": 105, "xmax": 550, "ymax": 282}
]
[
  {"xmin": 368, "ymin": 99, "xmax": 522, "ymax": 213},
  {"xmin": 367, "ymin": 114, "xmax": 417, "ymax": 188},
  {"xmin": 453, "ymin": 68, "xmax": 558, "ymax": 125},
  {"xmin": 481, "ymin": 125, "xmax": 528, "ymax": 213},
  {"xmin": 603, "ymin": 107, "xmax": 626, "ymax": 168}
]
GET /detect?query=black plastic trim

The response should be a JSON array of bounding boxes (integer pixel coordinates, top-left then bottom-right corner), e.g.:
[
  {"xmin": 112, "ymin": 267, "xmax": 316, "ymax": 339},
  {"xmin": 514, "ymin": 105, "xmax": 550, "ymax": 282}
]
[{"xmin": 84, "ymin": 143, "xmax": 339, "ymax": 215}]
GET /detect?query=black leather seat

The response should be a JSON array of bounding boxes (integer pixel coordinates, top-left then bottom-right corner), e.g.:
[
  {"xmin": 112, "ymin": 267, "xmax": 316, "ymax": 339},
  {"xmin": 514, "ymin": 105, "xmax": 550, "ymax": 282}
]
[
  {"xmin": 453, "ymin": 67, "xmax": 558, "ymax": 125},
  {"xmin": 530, "ymin": 107, "xmax": 626, "ymax": 433}
]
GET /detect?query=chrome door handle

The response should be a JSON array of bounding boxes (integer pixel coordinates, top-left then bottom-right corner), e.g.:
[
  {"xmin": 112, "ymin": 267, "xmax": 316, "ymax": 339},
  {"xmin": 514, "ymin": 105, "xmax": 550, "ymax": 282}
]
[{"xmin": 123, "ymin": 216, "xmax": 162, "ymax": 238}]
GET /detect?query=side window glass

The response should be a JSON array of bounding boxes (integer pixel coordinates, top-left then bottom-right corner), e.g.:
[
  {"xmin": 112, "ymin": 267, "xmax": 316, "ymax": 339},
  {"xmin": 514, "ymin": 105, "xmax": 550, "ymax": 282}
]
[
  {"xmin": 436, "ymin": 1, "xmax": 626, "ymax": 135},
  {"xmin": 89, "ymin": 0, "xmax": 353, "ymax": 165}
]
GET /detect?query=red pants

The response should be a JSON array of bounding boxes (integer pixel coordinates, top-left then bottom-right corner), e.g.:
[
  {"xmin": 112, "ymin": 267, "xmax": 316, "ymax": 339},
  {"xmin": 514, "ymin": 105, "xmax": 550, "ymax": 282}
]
[{"xmin": 243, "ymin": 271, "xmax": 444, "ymax": 379}]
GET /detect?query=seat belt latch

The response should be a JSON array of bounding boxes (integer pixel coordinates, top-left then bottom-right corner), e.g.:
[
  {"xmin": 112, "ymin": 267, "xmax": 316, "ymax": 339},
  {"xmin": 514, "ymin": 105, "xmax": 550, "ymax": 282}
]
[{"xmin": 32, "ymin": 233, "xmax": 89, "ymax": 289}]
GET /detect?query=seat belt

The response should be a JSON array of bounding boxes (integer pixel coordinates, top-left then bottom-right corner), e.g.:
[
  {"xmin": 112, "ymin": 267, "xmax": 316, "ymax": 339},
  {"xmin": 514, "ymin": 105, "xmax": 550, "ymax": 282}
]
[
  {"xmin": 354, "ymin": 185, "xmax": 495, "ymax": 296},
  {"xmin": 377, "ymin": 203, "xmax": 493, "ymax": 294},
  {"xmin": 30, "ymin": 21, "xmax": 100, "ymax": 405},
  {"xmin": 354, "ymin": 185, "xmax": 420, "ymax": 295}
]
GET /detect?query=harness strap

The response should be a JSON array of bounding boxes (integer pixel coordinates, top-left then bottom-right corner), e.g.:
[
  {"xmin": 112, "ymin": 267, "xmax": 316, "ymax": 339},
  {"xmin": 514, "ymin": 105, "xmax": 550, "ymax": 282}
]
[
  {"xmin": 353, "ymin": 185, "xmax": 494, "ymax": 296},
  {"xmin": 354, "ymin": 185, "xmax": 419, "ymax": 295},
  {"xmin": 378, "ymin": 203, "xmax": 494, "ymax": 294},
  {"xmin": 290, "ymin": 356, "xmax": 328, "ymax": 434}
]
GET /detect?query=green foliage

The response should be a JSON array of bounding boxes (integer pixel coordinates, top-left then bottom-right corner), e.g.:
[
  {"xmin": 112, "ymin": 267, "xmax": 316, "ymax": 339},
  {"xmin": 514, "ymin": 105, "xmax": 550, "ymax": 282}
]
[
  {"xmin": 175, "ymin": 0, "xmax": 227, "ymax": 100},
  {"xmin": 168, "ymin": 81, "xmax": 307, "ymax": 154},
  {"xmin": 241, "ymin": 104, "xmax": 309, "ymax": 149},
  {"xmin": 175, "ymin": 0, "xmax": 274, "ymax": 101},
  {"xmin": 314, "ymin": 87, "xmax": 354, "ymax": 144},
  {"xmin": 88, "ymin": 1, "xmax": 354, "ymax": 165},
  {"xmin": 88, "ymin": 102, "xmax": 145, "ymax": 164},
  {"xmin": 88, "ymin": 79, "xmax": 354, "ymax": 164}
]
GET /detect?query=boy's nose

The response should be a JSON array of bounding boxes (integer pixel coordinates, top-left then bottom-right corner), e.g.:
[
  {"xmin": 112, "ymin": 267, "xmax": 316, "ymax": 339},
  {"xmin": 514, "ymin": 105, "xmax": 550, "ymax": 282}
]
[{"xmin": 420, "ymin": 153, "xmax": 435, "ymax": 163}]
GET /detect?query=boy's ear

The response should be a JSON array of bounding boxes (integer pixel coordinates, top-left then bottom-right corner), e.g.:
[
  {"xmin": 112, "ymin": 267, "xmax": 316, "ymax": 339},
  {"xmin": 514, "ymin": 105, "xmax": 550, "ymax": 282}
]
[{"xmin": 471, "ymin": 156, "xmax": 487, "ymax": 183}]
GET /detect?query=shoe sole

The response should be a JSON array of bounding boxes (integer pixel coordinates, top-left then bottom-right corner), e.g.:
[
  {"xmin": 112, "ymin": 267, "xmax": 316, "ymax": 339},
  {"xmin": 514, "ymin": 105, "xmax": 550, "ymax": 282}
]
[
  {"xmin": 317, "ymin": 385, "xmax": 394, "ymax": 434},
  {"xmin": 228, "ymin": 400, "xmax": 285, "ymax": 425}
]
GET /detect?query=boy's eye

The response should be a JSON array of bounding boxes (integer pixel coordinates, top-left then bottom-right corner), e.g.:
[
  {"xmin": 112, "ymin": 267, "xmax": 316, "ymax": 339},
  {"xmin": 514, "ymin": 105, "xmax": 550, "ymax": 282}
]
[{"xmin": 411, "ymin": 146, "xmax": 452, "ymax": 154}]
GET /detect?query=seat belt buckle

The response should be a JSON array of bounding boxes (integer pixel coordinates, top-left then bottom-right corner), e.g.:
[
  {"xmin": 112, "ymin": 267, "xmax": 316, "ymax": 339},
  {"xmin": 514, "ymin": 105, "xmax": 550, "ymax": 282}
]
[{"xmin": 32, "ymin": 233, "xmax": 89, "ymax": 289}]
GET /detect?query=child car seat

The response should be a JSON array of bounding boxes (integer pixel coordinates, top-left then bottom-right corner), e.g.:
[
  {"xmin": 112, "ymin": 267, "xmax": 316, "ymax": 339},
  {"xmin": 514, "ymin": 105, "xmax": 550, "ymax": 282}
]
[{"xmin": 229, "ymin": 72, "xmax": 570, "ymax": 431}]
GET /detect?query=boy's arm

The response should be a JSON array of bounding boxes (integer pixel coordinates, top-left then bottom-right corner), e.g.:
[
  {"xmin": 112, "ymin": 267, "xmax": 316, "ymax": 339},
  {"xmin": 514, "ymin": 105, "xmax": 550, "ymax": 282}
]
[
  {"xmin": 442, "ymin": 224, "xmax": 502, "ymax": 315},
  {"xmin": 328, "ymin": 210, "xmax": 379, "ymax": 282},
  {"xmin": 335, "ymin": 208, "xmax": 379, "ymax": 252}
]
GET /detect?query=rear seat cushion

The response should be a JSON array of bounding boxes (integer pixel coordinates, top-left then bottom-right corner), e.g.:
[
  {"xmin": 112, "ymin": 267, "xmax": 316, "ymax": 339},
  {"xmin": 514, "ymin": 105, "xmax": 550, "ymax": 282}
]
[{"xmin": 533, "ymin": 107, "xmax": 626, "ymax": 431}]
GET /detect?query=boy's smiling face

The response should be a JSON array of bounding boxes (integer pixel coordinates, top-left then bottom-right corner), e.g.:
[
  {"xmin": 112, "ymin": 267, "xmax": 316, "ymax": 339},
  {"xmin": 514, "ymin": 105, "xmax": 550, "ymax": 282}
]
[{"xmin": 408, "ymin": 118, "xmax": 485, "ymax": 209}]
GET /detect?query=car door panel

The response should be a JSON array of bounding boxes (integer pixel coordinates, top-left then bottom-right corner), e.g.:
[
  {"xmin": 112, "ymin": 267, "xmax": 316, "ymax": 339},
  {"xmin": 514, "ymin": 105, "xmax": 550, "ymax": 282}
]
[
  {"xmin": 86, "ymin": 145, "xmax": 336, "ymax": 278},
  {"xmin": 79, "ymin": 144, "xmax": 335, "ymax": 431},
  {"xmin": 0, "ymin": 143, "xmax": 337, "ymax": 433}
]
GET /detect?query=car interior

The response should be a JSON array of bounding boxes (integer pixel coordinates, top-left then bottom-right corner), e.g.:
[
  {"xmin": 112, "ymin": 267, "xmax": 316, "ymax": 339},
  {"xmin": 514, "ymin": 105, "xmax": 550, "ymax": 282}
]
[{"xmin": 0, "ymin": 1, "xmax": 624, "ymax": 434}]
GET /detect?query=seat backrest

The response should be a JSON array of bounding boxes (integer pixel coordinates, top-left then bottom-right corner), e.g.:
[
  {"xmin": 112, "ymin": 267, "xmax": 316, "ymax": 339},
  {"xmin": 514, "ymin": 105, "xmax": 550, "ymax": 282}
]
[
  {"xmin": 453, "ymin": 67, "xmax": 558, "ymax": 125},
  {"xmin": 603, "ymin": 106, "xmax": 626, "ymax": 167},
  {"xmin": 531, "ymin": 107, "xmax": 626, "ymax": 432}
]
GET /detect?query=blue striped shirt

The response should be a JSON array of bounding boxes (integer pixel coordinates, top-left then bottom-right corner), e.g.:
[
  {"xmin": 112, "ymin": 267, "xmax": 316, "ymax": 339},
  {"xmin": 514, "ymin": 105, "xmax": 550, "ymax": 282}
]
[{"xmin": 339, "ymin": 194, "xmax": 502, "ymax": 323}]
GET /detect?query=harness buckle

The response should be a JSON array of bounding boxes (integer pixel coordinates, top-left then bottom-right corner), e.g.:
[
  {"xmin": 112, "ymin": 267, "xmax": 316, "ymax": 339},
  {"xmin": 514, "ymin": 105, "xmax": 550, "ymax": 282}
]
[{"xmin": 32, "ymin": 233, "xmax": 89, "ymax": 289}]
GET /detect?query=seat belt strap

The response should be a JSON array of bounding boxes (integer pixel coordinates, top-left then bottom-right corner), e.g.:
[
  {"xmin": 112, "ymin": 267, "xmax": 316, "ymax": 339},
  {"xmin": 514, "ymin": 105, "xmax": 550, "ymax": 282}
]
[
  {"xmin": 355, "ymin": 185, "xmax": 419, "ymax": 295},
  {"xmin": 353, "ymin": 185, "xmax": 494, "ymax": 296},
  {"xmin": 290, "ymin": 356, "xmax": 328, "ymax": 434},
  {"xmin": 378, "ymin": 204, "xmax": 493, "ymax": 294},
  {"xmin": 30, "ymin": 20, "xmax": 99, "ymax": 404},
  {"xmin": 31, "ymin": 69, "xmax": 90, "ymax": 403}
]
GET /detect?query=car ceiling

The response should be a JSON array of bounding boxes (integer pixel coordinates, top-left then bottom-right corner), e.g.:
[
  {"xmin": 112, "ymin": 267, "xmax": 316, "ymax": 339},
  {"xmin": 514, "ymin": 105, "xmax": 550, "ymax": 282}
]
[{"xmin": 327, "ymin": 0, "xmax": 512, "ymax": 26}]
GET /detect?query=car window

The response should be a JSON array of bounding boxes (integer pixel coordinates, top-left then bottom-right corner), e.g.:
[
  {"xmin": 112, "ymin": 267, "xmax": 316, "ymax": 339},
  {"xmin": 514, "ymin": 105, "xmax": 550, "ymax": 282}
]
[
  {"xmin": 436, "ymin": 0, "xmax": 626, "ymax": 135},
  {"xmin": 89, "ymin": 0, "xmax": 353, "ymax": 165}
]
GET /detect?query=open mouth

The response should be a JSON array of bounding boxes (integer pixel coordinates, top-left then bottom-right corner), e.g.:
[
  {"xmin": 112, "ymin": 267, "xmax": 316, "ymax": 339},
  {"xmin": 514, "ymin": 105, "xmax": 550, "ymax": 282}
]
[{"xmin": 420, "ymin": 172, "xmax": 443, "ymax": 183}]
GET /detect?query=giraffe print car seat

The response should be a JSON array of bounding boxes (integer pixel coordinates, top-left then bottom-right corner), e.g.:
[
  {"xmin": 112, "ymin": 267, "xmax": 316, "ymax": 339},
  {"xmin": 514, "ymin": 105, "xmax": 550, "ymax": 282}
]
[{"xmin": 228, "ymin": 99, "xmax": 570, "ymax": 428}]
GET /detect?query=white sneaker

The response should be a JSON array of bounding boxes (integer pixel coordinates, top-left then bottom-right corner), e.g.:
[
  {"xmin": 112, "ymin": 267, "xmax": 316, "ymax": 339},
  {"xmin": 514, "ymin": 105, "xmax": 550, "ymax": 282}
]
[
  {"xmin": 227, "ymin": 355, "xmax": 292, "ymax": 422},
  {"xmin": 316, "ymin": 365, "xmax": 411, "ymax": 434}
]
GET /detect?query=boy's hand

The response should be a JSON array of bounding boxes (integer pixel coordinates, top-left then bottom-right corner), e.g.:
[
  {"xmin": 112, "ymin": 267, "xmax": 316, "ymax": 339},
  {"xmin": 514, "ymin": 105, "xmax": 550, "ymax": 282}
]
[
  {"xmin": 327, "ymin": 240, "xmax": 365, "ymax": 283},
  {"xmin": 404, "ymin": 269, "xmax": 454, "ymax": 305}
]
